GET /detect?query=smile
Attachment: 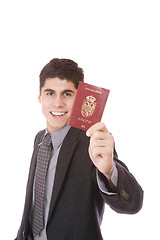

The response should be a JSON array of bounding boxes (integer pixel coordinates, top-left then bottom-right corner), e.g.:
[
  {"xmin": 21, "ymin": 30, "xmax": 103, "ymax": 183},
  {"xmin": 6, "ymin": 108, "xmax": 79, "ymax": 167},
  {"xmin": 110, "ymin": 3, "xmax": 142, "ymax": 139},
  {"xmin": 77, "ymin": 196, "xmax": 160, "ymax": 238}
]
[{"xmin": 50, "ymin": 112, "xmax": 67, "ymax": 117}]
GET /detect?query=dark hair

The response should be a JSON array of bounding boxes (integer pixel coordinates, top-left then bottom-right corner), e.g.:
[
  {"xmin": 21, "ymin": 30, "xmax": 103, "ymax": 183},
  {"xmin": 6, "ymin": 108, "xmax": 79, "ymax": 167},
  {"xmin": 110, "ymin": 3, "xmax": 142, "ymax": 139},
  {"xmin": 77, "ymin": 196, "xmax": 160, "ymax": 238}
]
[{"xmin": 39, "ymin": 58, "xmax": 84, "ymax": 91}]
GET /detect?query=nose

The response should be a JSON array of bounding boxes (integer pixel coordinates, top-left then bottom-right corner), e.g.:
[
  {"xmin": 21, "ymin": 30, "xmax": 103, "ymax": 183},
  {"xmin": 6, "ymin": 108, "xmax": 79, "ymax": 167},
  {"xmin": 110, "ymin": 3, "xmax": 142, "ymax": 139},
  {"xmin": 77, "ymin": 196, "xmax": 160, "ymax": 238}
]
[{"xmin": 52, "ymin": 95, "xmax": 64, "ymax": 108}]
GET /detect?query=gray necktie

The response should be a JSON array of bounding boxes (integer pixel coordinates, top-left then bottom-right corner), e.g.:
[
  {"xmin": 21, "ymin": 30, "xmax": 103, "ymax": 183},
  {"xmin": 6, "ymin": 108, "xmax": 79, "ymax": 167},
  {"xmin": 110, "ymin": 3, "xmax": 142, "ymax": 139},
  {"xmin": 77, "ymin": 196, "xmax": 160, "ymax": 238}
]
[{"xmin": 32, "ymin": 133, "xmax": 53, "ymax": 238}]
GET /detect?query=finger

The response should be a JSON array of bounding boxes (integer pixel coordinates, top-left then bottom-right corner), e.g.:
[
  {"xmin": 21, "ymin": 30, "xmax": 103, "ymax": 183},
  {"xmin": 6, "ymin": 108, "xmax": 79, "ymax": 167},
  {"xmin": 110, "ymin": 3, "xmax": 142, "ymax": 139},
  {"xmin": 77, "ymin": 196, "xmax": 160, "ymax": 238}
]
[
  {"xmin": 91, "ymin": 130, "xmax": 113, "ymax": 141},
  {"xmin": 90, "ymin": 139, "xmax": 108, "ymax": 148},
  {"xmin": 90, "ymin": 131, "xmax": 108, "ymax": 141},
  {"xmin": 86, "ymin": 122, "xmax": 108, "ymax": 137},
  {"xmin": 90, "ymin": 146, "xmax": 110, "ymax": 159}
]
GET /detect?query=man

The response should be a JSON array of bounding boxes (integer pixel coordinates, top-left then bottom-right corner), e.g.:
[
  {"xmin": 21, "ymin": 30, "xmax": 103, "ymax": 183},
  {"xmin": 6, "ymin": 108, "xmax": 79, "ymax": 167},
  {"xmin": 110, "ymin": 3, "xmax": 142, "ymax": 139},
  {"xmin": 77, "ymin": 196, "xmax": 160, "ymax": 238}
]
[{"xmin": 15, "ymin": 58, "xmax": 143, "ymax": 240}]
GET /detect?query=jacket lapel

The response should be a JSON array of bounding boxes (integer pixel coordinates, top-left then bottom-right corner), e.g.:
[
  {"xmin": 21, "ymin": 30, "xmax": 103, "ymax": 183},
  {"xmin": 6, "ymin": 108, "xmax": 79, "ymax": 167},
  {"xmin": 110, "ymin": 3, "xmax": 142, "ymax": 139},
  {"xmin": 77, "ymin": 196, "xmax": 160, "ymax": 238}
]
[{"xmin": 48, "ymin": 127, "xmax": 81, "ymax": 221}]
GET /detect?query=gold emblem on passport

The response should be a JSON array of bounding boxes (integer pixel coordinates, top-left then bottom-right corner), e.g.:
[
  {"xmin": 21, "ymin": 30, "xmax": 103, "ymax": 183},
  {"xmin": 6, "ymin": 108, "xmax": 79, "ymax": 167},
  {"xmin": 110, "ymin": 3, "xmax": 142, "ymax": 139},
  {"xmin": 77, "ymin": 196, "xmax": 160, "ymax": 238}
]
[{"xmin": 81, "ymin": 95, "xmax": 97, "ymax": 118}]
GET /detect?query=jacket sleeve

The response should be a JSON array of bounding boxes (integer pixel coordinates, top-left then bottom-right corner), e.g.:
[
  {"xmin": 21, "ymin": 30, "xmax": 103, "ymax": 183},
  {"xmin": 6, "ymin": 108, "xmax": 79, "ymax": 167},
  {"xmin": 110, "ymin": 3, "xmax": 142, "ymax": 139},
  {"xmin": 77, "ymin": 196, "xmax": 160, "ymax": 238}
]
[{"xmin": 99, "ymin": 149, "xmax": 144, "ymax": 214}]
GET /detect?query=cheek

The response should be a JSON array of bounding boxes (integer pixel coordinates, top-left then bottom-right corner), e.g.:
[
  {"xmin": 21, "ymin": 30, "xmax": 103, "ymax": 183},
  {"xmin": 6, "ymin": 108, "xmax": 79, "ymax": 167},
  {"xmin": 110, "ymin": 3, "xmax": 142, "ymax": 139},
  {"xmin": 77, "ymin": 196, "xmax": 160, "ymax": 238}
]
[
  {"xmin": 68, "ymin": 102, "xmax": 74, "ymax": 111},
  {"xmin": 41, "ymin": 100, "xmax": 50, "ymax": 113},
  {"xmin": 69, "ymin": 97, "xmax": 76, "ymax": 108}
]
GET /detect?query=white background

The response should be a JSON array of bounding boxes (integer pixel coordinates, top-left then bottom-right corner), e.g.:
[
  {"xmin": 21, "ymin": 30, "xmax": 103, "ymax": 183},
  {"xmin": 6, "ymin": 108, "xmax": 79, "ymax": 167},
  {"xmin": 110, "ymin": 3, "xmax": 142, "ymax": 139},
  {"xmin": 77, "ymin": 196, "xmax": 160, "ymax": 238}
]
[{"xmin": 0, "ymin": 0, "xmax": 159, "ymax": 239}]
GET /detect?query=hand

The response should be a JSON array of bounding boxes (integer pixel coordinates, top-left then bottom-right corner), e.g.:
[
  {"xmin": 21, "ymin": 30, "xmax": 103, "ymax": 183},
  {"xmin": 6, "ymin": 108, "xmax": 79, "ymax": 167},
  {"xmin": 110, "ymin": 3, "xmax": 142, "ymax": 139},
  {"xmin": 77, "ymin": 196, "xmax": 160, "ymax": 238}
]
[{"xmin": 86, "ymin": 122, "xmax": 114, "ymax": 180}]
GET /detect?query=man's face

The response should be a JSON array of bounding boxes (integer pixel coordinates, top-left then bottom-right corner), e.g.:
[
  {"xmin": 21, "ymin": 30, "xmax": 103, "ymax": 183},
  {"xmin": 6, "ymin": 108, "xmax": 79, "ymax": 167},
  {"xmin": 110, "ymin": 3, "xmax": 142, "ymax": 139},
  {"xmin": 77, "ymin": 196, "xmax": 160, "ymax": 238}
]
[{"xmin": 38, "ymin": 77, "xmax": 77, "ymax": 132}]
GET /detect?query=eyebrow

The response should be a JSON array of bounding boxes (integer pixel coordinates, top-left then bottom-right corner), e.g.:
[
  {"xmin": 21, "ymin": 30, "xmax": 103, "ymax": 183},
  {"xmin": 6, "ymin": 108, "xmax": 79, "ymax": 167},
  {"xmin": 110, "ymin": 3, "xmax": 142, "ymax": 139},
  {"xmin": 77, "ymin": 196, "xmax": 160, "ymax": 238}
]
[{"xmin": 44, "ymin": 88, "xmax": 75, "ymax": 94}]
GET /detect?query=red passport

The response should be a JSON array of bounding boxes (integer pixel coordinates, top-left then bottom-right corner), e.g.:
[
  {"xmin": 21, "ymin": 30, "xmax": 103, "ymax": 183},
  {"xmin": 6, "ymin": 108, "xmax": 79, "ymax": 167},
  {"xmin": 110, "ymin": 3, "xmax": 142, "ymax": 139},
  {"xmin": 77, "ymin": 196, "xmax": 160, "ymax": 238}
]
[{"xmin": 68, "ymin": 82, "xmax": 110, "ymax": 131}]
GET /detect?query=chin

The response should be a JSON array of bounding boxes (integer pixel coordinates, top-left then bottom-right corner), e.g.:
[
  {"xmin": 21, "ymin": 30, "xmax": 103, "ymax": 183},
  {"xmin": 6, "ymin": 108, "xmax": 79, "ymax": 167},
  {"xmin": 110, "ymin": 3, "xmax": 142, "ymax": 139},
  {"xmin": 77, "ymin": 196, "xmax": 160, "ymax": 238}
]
[{"xmin": 47, "ymin": 121, "xmax": 68, "ymax": 132}]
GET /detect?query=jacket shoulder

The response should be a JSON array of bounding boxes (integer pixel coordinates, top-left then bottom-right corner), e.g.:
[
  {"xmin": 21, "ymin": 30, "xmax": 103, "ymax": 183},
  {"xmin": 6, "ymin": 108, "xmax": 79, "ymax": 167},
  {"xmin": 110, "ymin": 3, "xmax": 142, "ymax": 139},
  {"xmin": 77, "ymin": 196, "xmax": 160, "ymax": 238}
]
[{"xmin": 33, "ymin": 130, "xmax": 45, "ymax": 147}]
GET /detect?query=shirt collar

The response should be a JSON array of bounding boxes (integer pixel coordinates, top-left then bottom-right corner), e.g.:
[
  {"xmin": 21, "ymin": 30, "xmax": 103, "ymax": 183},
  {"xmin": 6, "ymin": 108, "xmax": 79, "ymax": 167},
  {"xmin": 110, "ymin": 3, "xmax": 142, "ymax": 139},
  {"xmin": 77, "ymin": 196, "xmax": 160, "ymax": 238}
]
[{"xmin": 48, "ymin": 125, "xmax": 71, "ymax": 149}]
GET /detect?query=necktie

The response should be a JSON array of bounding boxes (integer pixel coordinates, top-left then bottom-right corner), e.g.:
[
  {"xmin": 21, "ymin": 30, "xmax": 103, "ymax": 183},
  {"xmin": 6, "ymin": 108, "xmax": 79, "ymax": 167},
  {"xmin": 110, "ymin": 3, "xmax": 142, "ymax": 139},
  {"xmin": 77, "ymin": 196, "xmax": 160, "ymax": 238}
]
[{"xmin": 32, "ymin": 133, "xmax": 53, "ymax": 238}]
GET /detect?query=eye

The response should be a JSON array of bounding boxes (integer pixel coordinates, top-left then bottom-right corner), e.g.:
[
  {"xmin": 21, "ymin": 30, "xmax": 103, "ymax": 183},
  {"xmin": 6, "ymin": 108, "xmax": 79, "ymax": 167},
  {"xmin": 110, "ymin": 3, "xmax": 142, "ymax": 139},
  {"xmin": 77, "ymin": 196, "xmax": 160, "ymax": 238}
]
[
  {"xmin": 64, "ymin": 92, "xmax": 72, "ymax": 97},
  {"xmin": 46, "ymin": 92, "xmax": 54, "ymax": 96}
]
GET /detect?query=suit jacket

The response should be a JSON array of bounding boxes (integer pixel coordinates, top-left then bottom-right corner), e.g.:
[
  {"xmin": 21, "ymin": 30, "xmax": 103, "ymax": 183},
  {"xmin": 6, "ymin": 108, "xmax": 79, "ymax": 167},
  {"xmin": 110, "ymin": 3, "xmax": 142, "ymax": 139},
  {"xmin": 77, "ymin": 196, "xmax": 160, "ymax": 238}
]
[{"xmin": 15, "ymin": 127, "xmax": 143, "ymax": 240}]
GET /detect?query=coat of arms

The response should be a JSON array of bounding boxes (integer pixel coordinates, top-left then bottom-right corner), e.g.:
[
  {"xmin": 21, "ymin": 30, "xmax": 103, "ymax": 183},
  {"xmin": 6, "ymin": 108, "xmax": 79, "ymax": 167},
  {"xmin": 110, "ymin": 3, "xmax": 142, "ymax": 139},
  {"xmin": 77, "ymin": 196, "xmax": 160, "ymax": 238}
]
[{"xmin": 81, "ymin": 95, "xmax": 97, "ymax": 118}]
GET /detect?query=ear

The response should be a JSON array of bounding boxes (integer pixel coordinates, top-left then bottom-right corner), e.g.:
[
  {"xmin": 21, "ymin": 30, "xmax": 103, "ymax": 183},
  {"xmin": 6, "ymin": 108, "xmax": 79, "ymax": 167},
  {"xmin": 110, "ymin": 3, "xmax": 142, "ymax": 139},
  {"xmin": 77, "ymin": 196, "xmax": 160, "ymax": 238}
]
[{"xmin": 38, "ymin": 91, "xmax": 41, "ymax": 103}]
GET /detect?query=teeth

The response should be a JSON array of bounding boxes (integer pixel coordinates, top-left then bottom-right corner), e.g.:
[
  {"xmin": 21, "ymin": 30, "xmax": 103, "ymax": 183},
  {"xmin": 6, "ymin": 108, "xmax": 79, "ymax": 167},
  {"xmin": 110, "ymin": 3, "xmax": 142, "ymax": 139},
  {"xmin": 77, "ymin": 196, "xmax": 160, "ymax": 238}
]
[{"xmin": 51, "ymin": 112, "xmax": 66, "ymax": 116}]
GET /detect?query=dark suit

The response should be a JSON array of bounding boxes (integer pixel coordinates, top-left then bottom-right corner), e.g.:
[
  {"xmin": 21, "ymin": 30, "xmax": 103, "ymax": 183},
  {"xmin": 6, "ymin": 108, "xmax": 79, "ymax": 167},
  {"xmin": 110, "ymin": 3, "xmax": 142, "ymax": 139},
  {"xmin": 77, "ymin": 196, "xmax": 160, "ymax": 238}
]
[{"xmin": 15, "ymin": 127, "xmax": 143, "ymax": 240}]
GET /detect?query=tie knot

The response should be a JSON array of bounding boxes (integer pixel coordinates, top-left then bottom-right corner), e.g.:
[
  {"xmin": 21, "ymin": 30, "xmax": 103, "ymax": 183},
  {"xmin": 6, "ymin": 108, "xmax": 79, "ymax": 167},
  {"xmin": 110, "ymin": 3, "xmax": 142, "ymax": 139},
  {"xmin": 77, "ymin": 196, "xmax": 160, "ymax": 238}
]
[{"xmin": 43, "ymin": 133, "xmax": 52, "ymax": 148}]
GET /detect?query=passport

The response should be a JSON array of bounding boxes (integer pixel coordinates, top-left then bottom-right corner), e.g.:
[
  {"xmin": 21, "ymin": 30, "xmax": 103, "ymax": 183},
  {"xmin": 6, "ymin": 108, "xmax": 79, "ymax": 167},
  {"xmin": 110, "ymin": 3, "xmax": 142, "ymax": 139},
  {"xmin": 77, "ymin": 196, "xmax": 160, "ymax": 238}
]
[{"xmin": 67, "ymin": 82, "xmax": 110, "ymax": 131}]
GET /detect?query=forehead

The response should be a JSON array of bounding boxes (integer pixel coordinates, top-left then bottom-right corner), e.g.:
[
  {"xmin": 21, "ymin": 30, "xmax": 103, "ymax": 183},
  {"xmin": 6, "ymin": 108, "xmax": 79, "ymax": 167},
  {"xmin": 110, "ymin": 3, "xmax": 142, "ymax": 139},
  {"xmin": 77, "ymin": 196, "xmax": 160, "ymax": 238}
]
[{"xmin": 43, "ymin": 77, "xmax": 76, "ymax": 91}]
